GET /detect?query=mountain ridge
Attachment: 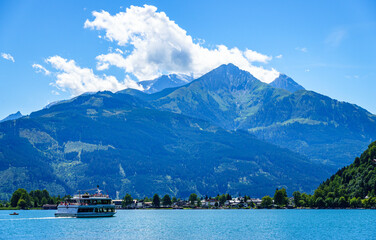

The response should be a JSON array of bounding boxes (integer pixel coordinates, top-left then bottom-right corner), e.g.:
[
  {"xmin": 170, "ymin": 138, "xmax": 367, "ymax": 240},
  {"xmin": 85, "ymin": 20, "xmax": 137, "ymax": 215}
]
[{"xmin": 144, "ymin": 64, "xmax": 376, "ymax": 169}]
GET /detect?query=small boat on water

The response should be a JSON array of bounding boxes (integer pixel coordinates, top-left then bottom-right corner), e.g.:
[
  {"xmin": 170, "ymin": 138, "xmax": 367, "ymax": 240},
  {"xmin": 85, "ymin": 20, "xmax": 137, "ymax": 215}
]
[
  {"xmin": 55, "ymin": 186, "xmax": 116, "ymax": 218},
  {"xmin": 9, "ymin": 212, "xmax": 19, "ymax": 215}
]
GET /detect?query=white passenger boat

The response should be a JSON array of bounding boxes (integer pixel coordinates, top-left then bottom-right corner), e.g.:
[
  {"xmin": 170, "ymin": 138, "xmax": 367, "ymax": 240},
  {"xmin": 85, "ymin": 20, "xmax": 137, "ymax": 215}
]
[{"xmin": 55, "ymin": 187, "xmax": 116, "ymax": 218}]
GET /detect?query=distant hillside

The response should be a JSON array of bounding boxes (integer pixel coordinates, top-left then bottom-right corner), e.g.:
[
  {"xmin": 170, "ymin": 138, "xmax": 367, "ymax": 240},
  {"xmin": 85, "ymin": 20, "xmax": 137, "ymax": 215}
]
[
  {"xmin": 269, "ymin": 74, "xmax": 305, "ymax": 92},
  {"xmin": 0, "ymin": 111, "xmax": 23, "ymax": 123},
  {"xmin": 0, "ymin": 91, "xmax": 326, "ymax": 199},
  {"xmin": 144, "ymin": 64, "xmax": 376, "ymax": 169},
  {"xmin": 139, "ymin": 74, "xmax": 193, "ymax": 94}
]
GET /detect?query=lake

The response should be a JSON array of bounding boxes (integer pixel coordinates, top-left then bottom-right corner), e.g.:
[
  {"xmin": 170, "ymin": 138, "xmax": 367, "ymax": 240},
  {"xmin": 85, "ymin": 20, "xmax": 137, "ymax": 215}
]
[{"xmin": 0, "ymin": 209, "xmax": 374, "ymax": 239}]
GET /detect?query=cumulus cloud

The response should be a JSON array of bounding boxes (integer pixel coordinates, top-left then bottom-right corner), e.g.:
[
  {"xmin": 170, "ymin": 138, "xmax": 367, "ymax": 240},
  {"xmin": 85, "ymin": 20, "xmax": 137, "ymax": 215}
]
[
  {"xmin": 1, "ymin": 53, "xmax": 15, "ymax": 62},
  {"xmin": 45, "ymin": 56, "xmax": 143, "ymax": 96},
  {"xmin": 275, "ymin": 54, "xmax": 283, "ymax": 59},
  {"xmin": 244, "ymin": 49, "xmax": 272, "ymax": 63},
  {"xmin": 32, "ymin": 63, "xmax": 51, "ymax": 75},
  {"xmin": 84, "ymin": 5, "xmax": 279, "ymax": 83},
  {"xmin": 95, "ymin": 53, "xmax": 128, "ymax": 71}
]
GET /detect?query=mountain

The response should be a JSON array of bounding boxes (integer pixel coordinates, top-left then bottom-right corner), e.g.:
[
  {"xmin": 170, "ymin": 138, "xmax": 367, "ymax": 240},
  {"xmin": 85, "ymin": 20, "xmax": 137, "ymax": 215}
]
[
  {"xmin": 139, "ymin": 74, "xmax": 193, "ymax": 94},
  {"xmin": 0, "ymin": 111, "xmax": 23, "ymax": 123},
  {"xmin": 143, "ymin": 64, "xmax": 376, "ymax": 170},
  {"xmin": 269, "ymin": 74, "xmax": 305, "ymax": 92},
  {"xmin": 0, "ymin": 91, "xmax": 327, "ymax": 199}
]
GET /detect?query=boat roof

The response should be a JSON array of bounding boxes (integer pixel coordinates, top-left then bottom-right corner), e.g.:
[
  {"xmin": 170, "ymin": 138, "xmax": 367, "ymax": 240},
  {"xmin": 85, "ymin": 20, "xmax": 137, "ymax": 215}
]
[
  {"xmin": 72, "ymin": 197, "xmax": 111, "ymax": 200},
  {"xmin": 72, "ymin": 194, "xmax": 111, "ymax": 199},
  {"xmin": 72, "ymin": 187, "xmax": 111, "ymax": 199}
]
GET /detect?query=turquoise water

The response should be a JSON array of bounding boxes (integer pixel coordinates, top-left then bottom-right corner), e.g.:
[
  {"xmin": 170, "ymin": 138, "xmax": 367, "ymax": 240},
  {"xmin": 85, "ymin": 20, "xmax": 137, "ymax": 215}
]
[{"xmin": 0, "ymin": 209, "xmax": 375, "ymax": 239}]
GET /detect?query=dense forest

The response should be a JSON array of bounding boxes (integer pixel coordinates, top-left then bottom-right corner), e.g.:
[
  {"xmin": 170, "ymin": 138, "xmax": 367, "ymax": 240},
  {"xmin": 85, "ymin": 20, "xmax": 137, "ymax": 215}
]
[
  {"xmin": 290, "ymin": 141, "xmax": 376, "ymax": 208},
  {"xmin": 0, "ymin": 188, "xmax": 68, "ymax": 209}
]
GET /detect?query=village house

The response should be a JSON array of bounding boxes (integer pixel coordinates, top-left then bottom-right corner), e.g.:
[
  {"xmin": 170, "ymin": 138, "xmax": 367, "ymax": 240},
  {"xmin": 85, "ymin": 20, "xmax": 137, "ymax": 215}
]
[
  {"xmin": 201, "ymin": 198, "xmax": 218, "ymax": 207},
  {"xmin": 250, "ymin": 198, "xmax": 262, "ymax": 207},
  {"xmin": 112, "ymin": 199, "xmax": 123, "ymax": 209}
]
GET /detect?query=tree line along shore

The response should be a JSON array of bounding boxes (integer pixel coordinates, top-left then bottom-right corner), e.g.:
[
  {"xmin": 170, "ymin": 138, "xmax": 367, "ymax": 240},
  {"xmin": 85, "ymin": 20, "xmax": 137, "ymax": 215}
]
[
  {"xmin": 2, "ymin": 187, "xmax": 376, "ymax": 210},
  {"xmin": 3, "ymin": 140, "xmax": 376, "ymax": 210}
]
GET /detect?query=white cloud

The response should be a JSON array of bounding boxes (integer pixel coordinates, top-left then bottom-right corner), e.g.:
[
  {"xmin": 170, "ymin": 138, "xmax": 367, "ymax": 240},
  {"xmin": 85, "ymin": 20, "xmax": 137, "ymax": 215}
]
[
  {"xmin": 244, "ymin": 49, "xmax": 272, "ymax": 63},
  {"xmin": 84, "ymin": 5, "xmax": 279, "ymax": 83},
  {"xmin": 1, "ymin": 53, "xmax": 15, "ymax": 62},
  {"xmin": 32, "ymin": 63, "xmax": 51, "ymax": 75},
  {"xmin": 295, "ymin": 47, "xmax": 307, "ymax": 53},
  {"xmin": 115, "ymin": 48, "xmax": 124, "ymax": 54},
  {"xmin": 95, "ymin": 53, "xmax": 128, "ymax": 71},
  {"xmin": 45, "ymin": 56, "xmax": 143, "ymax": 96},
  {"xmin": 275, "ymin": 54, "xmax": 283, "ymax": 59}
]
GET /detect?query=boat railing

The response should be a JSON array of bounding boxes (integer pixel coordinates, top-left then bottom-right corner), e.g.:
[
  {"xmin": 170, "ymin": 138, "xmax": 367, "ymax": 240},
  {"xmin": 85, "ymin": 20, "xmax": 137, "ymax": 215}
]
[
  {"xmin": 72, "ymin": 194, "xmax": 110, "ymax": 198},
  {"xmin": 59, "ymin": 202, "xmax": 113, "ymax": 206}
]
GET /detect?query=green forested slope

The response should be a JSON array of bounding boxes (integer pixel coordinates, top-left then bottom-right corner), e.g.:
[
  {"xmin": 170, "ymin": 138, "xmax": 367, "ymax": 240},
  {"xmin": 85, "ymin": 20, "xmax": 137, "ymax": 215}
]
[
  {"xmin": 291, "ymin": 141, "xmax": 376, "ymax": 208},
  {"xmin": 316, "ymin": 141, "xmax": 376, "ymax": 200}
]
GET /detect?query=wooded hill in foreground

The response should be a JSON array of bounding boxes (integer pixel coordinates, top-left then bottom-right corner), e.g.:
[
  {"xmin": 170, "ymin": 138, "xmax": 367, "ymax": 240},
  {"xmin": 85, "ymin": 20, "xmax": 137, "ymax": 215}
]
[{"xmin": 291, "ymin": 141, "xmax": 376, "ymax": 208}]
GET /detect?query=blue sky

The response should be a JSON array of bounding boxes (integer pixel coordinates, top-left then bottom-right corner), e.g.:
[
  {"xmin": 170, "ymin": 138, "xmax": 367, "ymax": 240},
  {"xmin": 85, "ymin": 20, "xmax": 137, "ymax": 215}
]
[{"xmin": 0, "ymin": 0, "xmax": 375, "ymax": 119}]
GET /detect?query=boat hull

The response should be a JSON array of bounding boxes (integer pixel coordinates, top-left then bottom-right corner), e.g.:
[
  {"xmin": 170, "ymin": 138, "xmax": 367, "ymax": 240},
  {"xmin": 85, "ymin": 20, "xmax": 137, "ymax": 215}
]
[
  {"xmin": 55, "ymin": 204, "xmax": 116, "ymax": 218},
  {"xmin": 55, "ymin": 212, "xmax": 115, "ymax": 218}
]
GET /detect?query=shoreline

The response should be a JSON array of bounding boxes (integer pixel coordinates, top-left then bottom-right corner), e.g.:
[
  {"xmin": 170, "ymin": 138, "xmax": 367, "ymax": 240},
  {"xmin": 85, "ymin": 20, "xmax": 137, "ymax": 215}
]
[{"xmin": 1, "ymin": 207, "xmax": 374, "ymax": 211}]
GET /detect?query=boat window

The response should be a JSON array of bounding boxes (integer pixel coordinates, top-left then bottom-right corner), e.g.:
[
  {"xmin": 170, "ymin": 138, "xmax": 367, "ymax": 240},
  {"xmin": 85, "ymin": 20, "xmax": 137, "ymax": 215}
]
[{"xmin": 78, "ymin": 208, "xmax": 94, "ymax": 212}]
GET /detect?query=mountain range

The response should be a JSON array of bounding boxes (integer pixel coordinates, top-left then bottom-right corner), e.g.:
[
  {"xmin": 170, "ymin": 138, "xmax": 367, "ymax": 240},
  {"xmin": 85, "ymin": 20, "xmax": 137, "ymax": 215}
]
[
  {"xmin": 0, "ymin": 63, "xmax": 375, "ymax": 199},
  {"xmin": 127, "ymin": 64, "xmax": 375, "ymax": 169},
  {"xmin": 0, "ymin": 91, "xmax": 326, "ymax": 199}
]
